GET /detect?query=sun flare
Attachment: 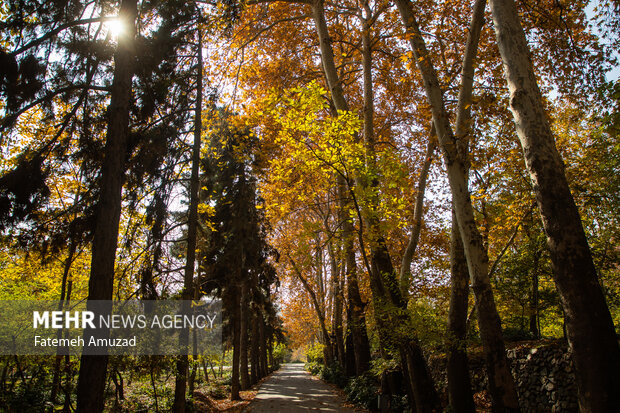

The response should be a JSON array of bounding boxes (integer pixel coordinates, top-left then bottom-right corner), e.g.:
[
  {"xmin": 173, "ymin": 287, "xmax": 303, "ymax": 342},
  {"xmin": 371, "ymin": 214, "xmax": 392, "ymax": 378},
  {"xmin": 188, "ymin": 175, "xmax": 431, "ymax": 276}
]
[{"xmin": 106, "ymin": 18, "xmax": 124, "ymax": 37}]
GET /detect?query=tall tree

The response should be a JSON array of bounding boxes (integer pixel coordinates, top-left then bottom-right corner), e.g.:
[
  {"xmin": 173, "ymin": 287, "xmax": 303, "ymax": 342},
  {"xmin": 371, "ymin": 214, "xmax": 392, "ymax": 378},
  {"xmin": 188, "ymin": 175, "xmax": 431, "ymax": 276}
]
[
  {"xmin": 311, "ymin": 1, "xmax": 439, "ymax": 410},
  {"xmin": 394, "ymin": 0, "xmax": 520, "ymax": 410},
  {"xmin": 75, "ymin": 0, "xmax": 138, "ymax": 411},
  {"xmin": 199, "ymin": 110, "xmax": 280, "ymax": 400},
  {"xmin": 445, "ymin": 0, "xmax": 486, "ymax": 411},
  {"xmin": 488, "ymin": 0, "xmax": 620, "ymax": 410},
  {"xmin": 172, "ymin": 19, "xmax": 204, "ymax": 413}
]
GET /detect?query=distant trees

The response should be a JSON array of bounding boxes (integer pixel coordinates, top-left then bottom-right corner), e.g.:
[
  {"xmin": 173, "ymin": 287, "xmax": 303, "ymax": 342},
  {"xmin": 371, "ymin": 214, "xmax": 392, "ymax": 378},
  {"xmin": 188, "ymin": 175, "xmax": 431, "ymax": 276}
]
[{"xmin": 198, "ymin": 111, "xmax": 281, "ymax": 399}]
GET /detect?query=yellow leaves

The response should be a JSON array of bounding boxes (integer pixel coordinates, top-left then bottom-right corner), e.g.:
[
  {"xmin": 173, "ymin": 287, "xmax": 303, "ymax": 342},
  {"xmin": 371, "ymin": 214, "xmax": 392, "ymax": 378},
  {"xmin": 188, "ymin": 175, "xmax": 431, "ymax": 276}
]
[
  {"xmin": 197, "ymin": 202, "xmax": 215, "ymax": 217},
  {"xmin": 0, "ymin": 247, "xmax": 90, "ymax": 301}
]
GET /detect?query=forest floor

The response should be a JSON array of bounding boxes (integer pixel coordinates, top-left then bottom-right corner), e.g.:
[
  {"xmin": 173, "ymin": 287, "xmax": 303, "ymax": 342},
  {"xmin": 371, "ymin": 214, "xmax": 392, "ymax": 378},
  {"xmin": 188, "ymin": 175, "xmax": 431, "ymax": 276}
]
[{"xmin": 242, "ymin": 363, "xmax": 365, "ymax": 412}]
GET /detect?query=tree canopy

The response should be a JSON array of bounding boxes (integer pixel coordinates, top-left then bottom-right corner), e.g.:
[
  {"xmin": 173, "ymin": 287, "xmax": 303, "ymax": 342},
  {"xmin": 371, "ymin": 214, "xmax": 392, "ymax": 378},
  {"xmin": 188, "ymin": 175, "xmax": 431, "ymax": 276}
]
[{"xmin": 0, "ymin": 0, "xmax": 618, "ymax": 411}]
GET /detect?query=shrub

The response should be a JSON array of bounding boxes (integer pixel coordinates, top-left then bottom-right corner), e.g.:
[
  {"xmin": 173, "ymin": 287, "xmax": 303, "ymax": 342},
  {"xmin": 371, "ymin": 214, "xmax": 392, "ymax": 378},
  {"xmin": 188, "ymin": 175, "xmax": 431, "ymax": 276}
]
[
  {"xmin": 389, "ymin": 394, "xmax": 410, "ymax": 413},
  {"xmin": 344, "ymin": 374, "xmax": 379, "ymax": 410},
  {"xmin": 0, "ymin": 384, "xmax": 48, "ymax": 412},
  {"xmin": 305, "ymin": 360, "xmax": 323, "ymax": 376},
  {"xmin": 502, "ymin": 327, "xmax": 536, "ymax": 342},
  {"xmin": 207, "ymin": 385, "xmax": 228, "ymax": 400},
  {"xmin": 320, "ymin": 363, "xmax": 347, "ymax": 388}
]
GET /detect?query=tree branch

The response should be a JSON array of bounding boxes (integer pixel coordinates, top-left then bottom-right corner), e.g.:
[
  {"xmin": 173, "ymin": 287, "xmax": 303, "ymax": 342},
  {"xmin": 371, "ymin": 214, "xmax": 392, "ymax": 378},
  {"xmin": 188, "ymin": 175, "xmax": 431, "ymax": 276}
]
[
  {"xmin": 11, "ymin": 17, "xmax": 118, "ymax": 56},
  {"xmin": 399, "ymin": 124, "xmax": 436, "ymax": 296}
]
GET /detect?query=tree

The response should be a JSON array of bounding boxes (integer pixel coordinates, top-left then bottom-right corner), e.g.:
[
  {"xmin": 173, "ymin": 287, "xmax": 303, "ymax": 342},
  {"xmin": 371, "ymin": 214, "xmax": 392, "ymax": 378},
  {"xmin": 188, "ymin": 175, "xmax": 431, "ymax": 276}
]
[
  {"xmin": 488, "ymin": 0, "xmax": 620, "ymax": 410},
  {"xmin": 394, "ymin": 0, "xmax": 520, "ymax": 410},
  {"xmin": 172, "ymin": 14, "xmax": 204, "ymax": 413},
  {"xmin": 76, "ymin": 1, "xmax": 138, "ymax": 411},
  {"xmin": 199, "ymin": 110, "xmax": 280, "ymax": 399}
]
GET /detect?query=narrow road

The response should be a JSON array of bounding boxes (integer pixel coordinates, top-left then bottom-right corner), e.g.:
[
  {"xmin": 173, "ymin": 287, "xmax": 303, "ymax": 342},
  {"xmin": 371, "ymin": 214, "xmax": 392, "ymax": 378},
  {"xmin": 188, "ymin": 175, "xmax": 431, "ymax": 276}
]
[{"xmin": 245, "ymin": 363, "xmax": 362, "ymax": 412}]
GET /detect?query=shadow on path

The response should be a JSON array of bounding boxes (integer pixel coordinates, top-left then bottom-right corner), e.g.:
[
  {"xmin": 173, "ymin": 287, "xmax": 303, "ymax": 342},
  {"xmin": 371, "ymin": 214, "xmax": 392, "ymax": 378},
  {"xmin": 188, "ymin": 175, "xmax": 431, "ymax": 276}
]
[{"xmin": 244, "ymin": 363, "xmax": 361, "ymax": 412}]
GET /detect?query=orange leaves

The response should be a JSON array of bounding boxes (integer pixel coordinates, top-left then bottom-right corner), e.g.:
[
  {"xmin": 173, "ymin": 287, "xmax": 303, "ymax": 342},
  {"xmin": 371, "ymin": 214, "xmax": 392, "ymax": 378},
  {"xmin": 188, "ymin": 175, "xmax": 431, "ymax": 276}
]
[{"xmin": 242, "ymin": 81, "xmax": 363, "ymax": 225}]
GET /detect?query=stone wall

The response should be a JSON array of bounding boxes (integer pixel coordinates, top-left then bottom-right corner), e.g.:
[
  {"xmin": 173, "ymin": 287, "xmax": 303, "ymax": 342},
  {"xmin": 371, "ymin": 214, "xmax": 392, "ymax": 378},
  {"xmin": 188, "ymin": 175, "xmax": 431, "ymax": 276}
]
[{"xmin": 429, "ymin": 342, "xmax": 579, "ymax": 412}]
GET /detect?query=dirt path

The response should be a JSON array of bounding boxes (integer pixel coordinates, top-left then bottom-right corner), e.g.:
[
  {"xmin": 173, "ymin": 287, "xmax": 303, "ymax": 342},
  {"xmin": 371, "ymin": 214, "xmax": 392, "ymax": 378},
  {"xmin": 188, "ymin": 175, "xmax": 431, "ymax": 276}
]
[{"xmin": 243, "ymin": 363, "xmax": 362, "ymax": 412}]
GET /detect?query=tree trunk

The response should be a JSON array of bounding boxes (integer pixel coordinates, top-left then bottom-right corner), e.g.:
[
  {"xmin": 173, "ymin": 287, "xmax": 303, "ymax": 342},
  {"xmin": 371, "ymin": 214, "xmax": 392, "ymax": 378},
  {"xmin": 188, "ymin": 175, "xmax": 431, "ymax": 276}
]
[
  {"xmin": 394, "ymin": 1, "xmax": 519, "ymax": 411},
  {"xmin": 75, "ymin": 1, "xmax": 137, "ymax": 411},
  {"xmin": 447, "ymin": 208, "xmax": 476, "ymax": 413},
  {"xmin": 446, "ymin": 1, "xmax": 485, "ymax": 411},
  {"xmin": 399, "ymin": 133, "xmax": 435, "ymax": 297},
  {"xmin": 172, "ymin": 27, "xmax": 203, "ymax": 413},
  {"xmin": 202, "ymin": 360, "xmax": 210, "ymax": 383},
  {"xmin": 529, "ymin": 248, "xmax": 540, "ymax": 339},
  {"xmin": 343, "ymin": 320, "xmax": 356, "ymax": 377},
  {"xmin": 268, "ymin": 336, "xmax": 274, "ymax": 370},
  {"xmin": 328, "ymin": 241, "xmax": 345, "ymax": 367},
  {"xmin": 311, "ymin": 0, "xmax": 372, "ymax": 377},
  {"xmin": 312, "ymin": 2, "xmax": 439, "ymax": 409},
  {"xmin": 231, "ymin": 286, "xmax": 241, "ymax": 400},
  {"xmin": 240, "ymin": 282, "xmax": 250, "ymax": 390},
  {"xmin": 63, "ymin": 278, "xmax": 75, "ymax": 413},
  {"xmin": 62, "ymin": 352, "xmax": 72, "ymax": 413},
  {"xmin": 289, "ymin": 254, "xmax": 334, "ymax": 364},
  {"xmin": 399, "ymin": 348, "xmax": 417, "ymax": 412},
  {"xmin": 488, "ymin": 1, "xmax": 620, "ymax": 411},
  {"xmin": 340, "ymin": 180, "xmax": 371, "ymax": 377},
  {"xmin": 250, "ymin": 309, "xmax": 260, "ymax": 383},
  {"xmin": 399, "ymin": 341, "xmax": 439, "ymax": 413},
  {"xmin": 259, "ymin": 314, "xmax": 269, "ymax": 378},
  {"xmin": 189, "ymin": 330, "xmax": 198, "ymax": 394},
  {"xmin": 51, "ymin": 239, "xmax": 77, "ymax": 405}
]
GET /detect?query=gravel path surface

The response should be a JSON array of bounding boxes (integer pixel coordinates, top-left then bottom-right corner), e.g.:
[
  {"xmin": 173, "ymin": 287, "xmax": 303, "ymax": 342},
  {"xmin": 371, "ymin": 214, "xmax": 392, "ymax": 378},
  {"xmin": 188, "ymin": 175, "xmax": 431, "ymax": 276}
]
[{"xmin": 244, "ymin": 363, "xmax": 361, "ymax": 412}]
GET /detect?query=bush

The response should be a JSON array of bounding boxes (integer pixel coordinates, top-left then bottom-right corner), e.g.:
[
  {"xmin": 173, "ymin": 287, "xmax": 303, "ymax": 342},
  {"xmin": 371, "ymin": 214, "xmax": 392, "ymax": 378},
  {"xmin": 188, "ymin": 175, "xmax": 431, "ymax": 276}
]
[
  {"xmin": 207, "ymin": 385, "xmax": 228, "ymax": 400},
  {"xmin": 344, "ymin": 374, "xmax": 379, "ymax": 410},
  {"xmin": 389, "ymin": 394, "xmax": 410, "ymax": 413},
  {"xmin": 0, "ymin": 384, "xmax": 48, "ymax": 412},
  {"xmin": 305, "ymin": 360, "xmax": 323, "ymax": 376},
  {"xmin": 502, "ymin": 327, "xmax": 536, "ymax": 342},
  {"xmin": 320, "ymin": 363, "xmax": 347, "ymax": 388}
]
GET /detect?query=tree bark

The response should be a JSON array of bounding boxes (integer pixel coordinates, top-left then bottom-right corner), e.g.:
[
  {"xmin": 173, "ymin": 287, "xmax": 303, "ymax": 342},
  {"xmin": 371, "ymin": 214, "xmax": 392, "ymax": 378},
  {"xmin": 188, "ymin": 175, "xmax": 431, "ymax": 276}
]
[
  {"xmin": 189, "ymin": 329, "xmax": 198, "ymax": 394},
  {"xmin": 394, "ymin": 1, "xmax": 519, "ymax": 411},
  {"xmin": 328, "ymin": 240, "xmax": 346, "ymax": 367},
  {"xmin": 340, "ymin": 179, "xmax": 371, "ymax": 376},
  {"xmin": 447, "ymin": 208, "xmax": 476, "ymax": 413},
  {"xmin": 488, "ymin": 1, "xmax": 620, "ymax": 410},
  {"xmin": 446, "ymin": 1, "xmax": 485, "ymax": 411},
  {"xmin": 240, "ymin": 282, "xmax": 251, "ymax": 390},
  {"xmin": 230, "ymin": 286, "xmax": 242, "ymax": 400},
  {"xmin": 528, "ymin": 246, "xmax": 541, "ymax": 339},
  {"xmin": 259, "ymin": 314, "xmax": 269, "ymax": 378},
  {"xmin": 343, "ymin": 319, "xmax": 356, "ymax": 376},
  {"xmin": 75, "ymin": 1, "xmax": 137, "ymax": 411},
  {"xmin": 268, "ymin": 335, "xmax": 275, "ymax": 370},
  {"xmin": 250, "ymin": 309, "xmax": 260, "ymax": 383},
  {"xmin": 172, "ymin": 27, "xmax": 203, "ymax": 413},
  {"xmin": 399, "ymin": 132, "xmax": 435, "ymax": 297},
  {"xmin": 51, "ymin": 239, "xmax": 77, "ymax": 405}
]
